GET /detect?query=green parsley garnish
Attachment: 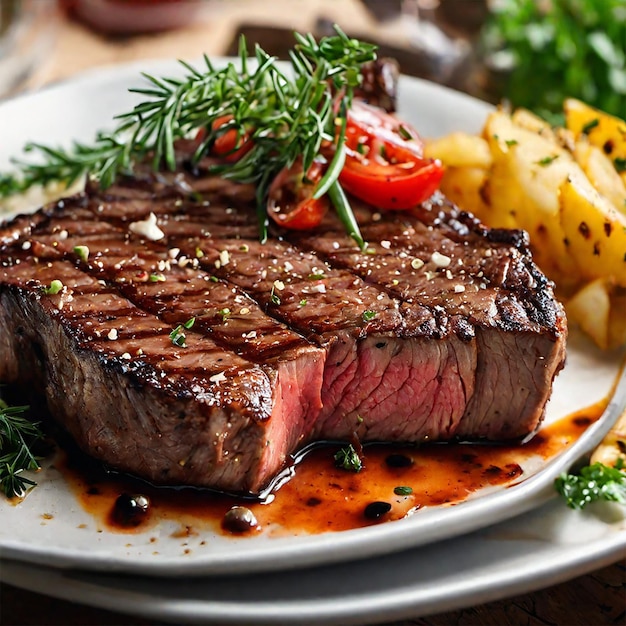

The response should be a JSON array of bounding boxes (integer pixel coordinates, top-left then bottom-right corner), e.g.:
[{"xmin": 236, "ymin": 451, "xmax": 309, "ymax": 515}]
[
  {"xmin": 505, "ymin": 139, "xmax": 519, "ymax": 147},
  {"xmin": 536, "ymin": 155, "xmax": 558, "ymax": 166},
  {"xmin": 217, "ymin": 308, "xmax": 231, "ymax": 321},
  {"xmin": 308, "ymin": 272, "xmax": 326, "ymax": 280},
  {"xmin": 554, "ymin": 459, "xmax": 626, "ymax": 509},
  {"xmin": 42, "ymin": 279, "xmax": 63, "ymax": 295},
  {"xmin": 149, "ymin": 272, "xmax": 166, "ymax": 282},
  {"xmin": 72, "ymin": 245, "xmax": 89, "ymax": 262},
  {"xmin": 0, "ymin": 27, "xmax": 376, "ymax": 248},
  {"xmin": 0, "ymin": 401, "xmax": 42, "ymax": 499},
  {"xmin": 481, "ymin": 0, "xmax": 626, "ymax": 119},
  {"xmin": 169, "ymin": 317, "xmax": 195, "ymax": 347},
  {"xmin": 362, "ymin": 310, "xmax": 376, "ymax": 322},
  {"xmin": 334, "ymin": 444, "xmax": 362, "ymax": 472},
  {"xmin": 394, "ymin": 486, "xmax": 413, "ymax": 496}
]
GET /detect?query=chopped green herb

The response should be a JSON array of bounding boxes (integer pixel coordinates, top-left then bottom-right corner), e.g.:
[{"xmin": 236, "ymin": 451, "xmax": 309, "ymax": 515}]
[
  {"xmin": 209, "ymin": 276, "xmax": 219, "ymax": 283},
  {"xmin": 362, "ymin": 310, "xmax": 376, "ymax": 322},
  {"xmin": 217, "ymin": 307, "xmax": 231, "ymax": 321},
  {"xmin": 334, "ymin": 444, "xmax": 362, "ymax": 472},
  {"xmin": 269, "ymin": 285, "xmax": 281, "ymax": 305},
  {"xmin": 394, "ymin": 486, "xmax": 413, "ymax": 496},
  {"xmin": 582, "ymin": 118, "xmax": 600, "ymax": 135},
  {"xmin": 397, "ymin": 124, "xmax": 413, "ymax": 140},
  {"xmin": 308, "ymin": 272, "xmax": 325, "ymax": 280},
  {"xmin": 536, "ymin": 155, "xmax": 558, "ymax": 166},
  {"xmin": 169, "ymin": 317, "xmax": 195, "ymax": 347},
  {"xmin": 0, "ymin": 401, "xmax": 42, "ymax": 499},
  {"xmin": 72, "ymin": 245, "xmax": 89, "ymax": 262},
  {"xmin": 554, "ymin": 459, "xmax": 626, "ymax": 509},
  {"xmin": 149, "ymin": 273, "xmax": 166, "ymax": 282},
  {"xmin": 239, "ymin": 244, "xmax": 249, "ymax": 252},
  {"xmin": 195, "ymin": 247, "xmax": 204, "ymax": 258},
  {"xmin": 299, "ymin": 299, "xmax": 307, "ymax": 307},
  {"xmin": 505, "ymin": 139, "xmax": 519, "ymax": 147},
  {"xmin": 614, "ymin": 157, "xmax": 626, "ymax": 173},
  {"xmin": 42, "ymin": 280, "xmax": 63, "ymax": 295}
]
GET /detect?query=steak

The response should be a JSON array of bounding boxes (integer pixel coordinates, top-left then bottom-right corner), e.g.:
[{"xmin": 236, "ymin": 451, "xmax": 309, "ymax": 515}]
[{"xmin": 0, "ymin": 170, "xmax": 567, "ymax": 494}]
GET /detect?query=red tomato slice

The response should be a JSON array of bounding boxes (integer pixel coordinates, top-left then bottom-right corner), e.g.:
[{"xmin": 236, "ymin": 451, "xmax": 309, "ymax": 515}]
[
  {"xmin": 267, "ymin": 160, "xmax": 329, "ymax": 230},
  {"xmin": 196, "ymin": 115, "xmax": 252, "ymax": 162},
  {"xmin": 338, "ymin": 101, "xmax": 444, "ymax": 210}
]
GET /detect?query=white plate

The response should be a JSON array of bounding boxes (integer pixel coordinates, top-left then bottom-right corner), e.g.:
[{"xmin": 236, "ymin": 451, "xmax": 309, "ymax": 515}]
[
  {"xmin": 2, "ymin": 497, "xmax": 625, "ymax": 625},
  {"xmin": 0, "ymin": 60, "xmax": 625, "ymax": 577}
]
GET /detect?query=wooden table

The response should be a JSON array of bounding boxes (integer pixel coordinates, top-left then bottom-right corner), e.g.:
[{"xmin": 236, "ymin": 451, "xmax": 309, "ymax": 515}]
[{"xmin": 1, "ymin": 2, "xmax": 625, "ymax": 624}]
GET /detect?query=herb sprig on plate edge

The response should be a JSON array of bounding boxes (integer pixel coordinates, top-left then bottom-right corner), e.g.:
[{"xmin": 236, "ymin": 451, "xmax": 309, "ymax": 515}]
[
  {"xmin": 0, "ymin": 26, "xmax": 376, "ymax": 248},
  {"xmin": 0, "ymin": 399, "xmax": 42, "ymax": 499}
]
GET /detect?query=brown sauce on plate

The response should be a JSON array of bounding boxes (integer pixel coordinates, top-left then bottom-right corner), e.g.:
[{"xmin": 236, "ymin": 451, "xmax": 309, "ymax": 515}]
[{"xmin": 56, "ymin": 401, "xmax": 604, "ymax": 537}]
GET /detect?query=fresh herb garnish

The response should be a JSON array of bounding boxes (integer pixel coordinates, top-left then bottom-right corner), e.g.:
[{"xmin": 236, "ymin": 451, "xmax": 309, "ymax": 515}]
[
  {"xmin": 614, "ymin": 157, "xmax": 626, "ymax": 173},
  {"xmin": 334, "ymin": 444, "xmax": 362, "ymax": 472},
  {"xmin": 394, "ymin": 486, "xmax": 413, "ymax": 496},
  {"xmin": 581, "ymin": 118, "xmax": 600, "ymax": 135},
  {"xmin": 0, "ymin": 27, "xmax": 376, "ymax": 248},
  {"xmin": 536, "ymin": 155, "xmax": 558, "ymax": 166},
  {"xmin": 554, "ymin": 459, "xmax": 626, "ymax": 509},
  {"xmin": 169, "ymin": 317, "xmax": 195, "ymax": 347},
  {"xmin": 72, "ymin": 245, "xmax": 89, "ymax": 262},
  {"xmin": 42, "ymin": 279, "xmax": 63, "ymax": 295},
  {"xmin": 0, "ymin": 401, "xmax": 42, "ymax": 499},
  {"xmin": 362, "ymin": 310, "xmax": 376, "ymax": 322},
  {"xmin": 481, "ymin": 0, "xmax": 626, "ymax": 119}
]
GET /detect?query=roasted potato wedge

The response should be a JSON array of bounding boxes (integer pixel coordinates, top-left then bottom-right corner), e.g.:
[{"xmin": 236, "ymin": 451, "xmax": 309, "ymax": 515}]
[
  {"xmin": 566, "ymin": 279, "xmax": 626, "ymax": 351},
  {"xmin": 559, "ymin": 172, "xmax": 626, "ymax": 286},
  {"xmin": 426, "ymin": 102, "xmax": 626, "ymax": 349},
  {"xmin": 572, "ymin": 140, "xmax": 626, "ymax": 214},
  {"xmin": 564, "ymin": 98, "xmax": 626, "ymax": 187}
]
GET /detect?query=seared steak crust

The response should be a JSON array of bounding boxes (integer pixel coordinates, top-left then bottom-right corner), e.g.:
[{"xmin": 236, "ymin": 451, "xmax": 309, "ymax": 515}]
[{"xmin": 0, "ymin": 172, "xmax": 567, "ymax": 493}]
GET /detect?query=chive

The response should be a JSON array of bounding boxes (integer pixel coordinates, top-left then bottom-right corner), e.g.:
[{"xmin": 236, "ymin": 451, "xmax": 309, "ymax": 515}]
[
  {"xmin": 536, "ymin": 155, "xmax": 558, "ymax": 166},
  {"xmin": 362, "ymin": 310, "xmax": 376, "ymax": 322},
  {"xmin": 327, "ymin": 180, "xmax": 364, "ymax": 250}
]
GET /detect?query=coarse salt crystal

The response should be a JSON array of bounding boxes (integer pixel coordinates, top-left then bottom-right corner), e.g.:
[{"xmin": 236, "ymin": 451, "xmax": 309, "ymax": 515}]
[
  {"xmin": 107, "ymin": 328, "xmax": 118, "ymax": 340},
  {"xmin": 210, "ymin": 371, "xmax": 227, "ymax": 384},
  {"xmin": 454, "ymin": 285, "xmax": 465, "ymax": 293},
  {"xmin": 431, "ymin": 251, "xmax": 451, "ymax": 268},
  {"xmin": 129, "ymin": 213, "xmax": 164, "ymax": 241}
]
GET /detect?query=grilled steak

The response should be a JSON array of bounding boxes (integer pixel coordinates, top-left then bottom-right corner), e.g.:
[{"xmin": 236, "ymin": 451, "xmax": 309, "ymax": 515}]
[{"xmin": 0, "ymin": 170, "xmax": 567, "ymax": 494}]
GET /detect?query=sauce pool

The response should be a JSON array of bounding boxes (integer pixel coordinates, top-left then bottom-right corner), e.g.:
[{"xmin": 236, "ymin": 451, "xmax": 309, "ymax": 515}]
[{"xmin": 57, "ymin": 400, "xmax": 604, "ymax": 537}]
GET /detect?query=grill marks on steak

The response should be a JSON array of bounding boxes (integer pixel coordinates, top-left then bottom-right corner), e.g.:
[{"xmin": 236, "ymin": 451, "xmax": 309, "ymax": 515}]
[
  {"xmin": 0, "ymin": 174, "xmax": 567, "ymax": 493},
  {"xmin": 73, "ymin": 185, "xmax": 480, "ymax": 443}
]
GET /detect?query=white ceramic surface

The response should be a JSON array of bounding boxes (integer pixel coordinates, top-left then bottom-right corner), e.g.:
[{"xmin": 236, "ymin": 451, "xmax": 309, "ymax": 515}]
[
  {"xmin": 0, "ymin": 60, "xmax": 625, "ymax": 578},
  {"xmin": 2, "ymin": 497, "xmax": 625, "ymax": 625}
]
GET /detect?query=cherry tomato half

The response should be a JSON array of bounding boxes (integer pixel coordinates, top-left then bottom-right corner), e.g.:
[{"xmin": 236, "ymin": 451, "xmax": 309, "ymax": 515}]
[
  {"xmin": 338, "ymin": 101, "xmax": 444, "ymax": 210},
  {"xmin": 196, "ymin": 115, "xmax": 252, "ymax": 163},
  {"xmin": 267, "ymin": 159, "xmax": 330, "ymax": 230}
]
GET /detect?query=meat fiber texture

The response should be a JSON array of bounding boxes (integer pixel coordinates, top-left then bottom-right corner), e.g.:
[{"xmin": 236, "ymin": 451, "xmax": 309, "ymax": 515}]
[{"xmin": 0, "ymin": 171, "xmax": 567, "ymax": 494}]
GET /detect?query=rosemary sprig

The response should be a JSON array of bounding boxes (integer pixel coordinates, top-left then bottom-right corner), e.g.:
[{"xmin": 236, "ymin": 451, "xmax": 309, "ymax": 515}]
[
  {"xmin": 0, "ymin": 400, "xmax": 42, "ymax": 499},
  {"xmin": 1, "ymin": 27, "xmax": 376, "ymax": 247}
]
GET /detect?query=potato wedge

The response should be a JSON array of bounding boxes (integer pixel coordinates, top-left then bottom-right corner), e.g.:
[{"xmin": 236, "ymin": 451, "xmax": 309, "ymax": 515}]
[
  {"xmin": 572, "ymin": 140, "xmax": 626, "ymax": 215},
  {"xmin": 438, "ymin": 166, "xmax": 491, "ymax": 220},
  {"xmin": 559, "ymin": 172, "xmax": 626, "ymax": 286},
  {"xmin": 566, "ymin": 278, "xmax": 626, "ymax": 351},
  {"xmin": 566, "ymin": 279, "xmax": 611, "ymax": 349},
  {"xmin": 482, "ymin": 110, "xmax": 580, "ymax": 287},
  {"xmin": 564, "ymin": 98, "xmax": 626, "ymax": 186},
  {"xmin": 424, "ymin": 132, "xmax": 492, "ymax": 169}
]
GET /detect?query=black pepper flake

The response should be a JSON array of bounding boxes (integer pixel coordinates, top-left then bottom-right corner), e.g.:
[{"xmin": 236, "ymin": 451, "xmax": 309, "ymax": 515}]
[
  {"xmin": 364, "ymin": 501, "xmax": 392, "ymax": 520},
  {"xmin": 385, "ymin": 453, "xmax": 414, "ymax": 468},
  {"xmin": 603, "ymin": 222, "xmax": 612, "ymax": 237},
  {"xmin": 578, "ymin": 221, "xmax": 591, "ymax": 239}
]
